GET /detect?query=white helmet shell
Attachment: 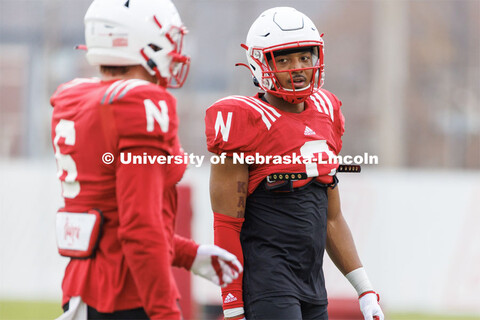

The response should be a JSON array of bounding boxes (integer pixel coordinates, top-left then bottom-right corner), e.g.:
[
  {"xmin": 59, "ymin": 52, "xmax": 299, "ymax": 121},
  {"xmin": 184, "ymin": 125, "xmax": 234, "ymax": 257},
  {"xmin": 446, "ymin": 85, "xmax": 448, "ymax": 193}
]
[
  {"xmin": 243, "ymin": 7, "xmax": 324, "ymax": 103},
  {"xmin": 84, "ymin": 0, "xmax": 190, "ymax": 88}
]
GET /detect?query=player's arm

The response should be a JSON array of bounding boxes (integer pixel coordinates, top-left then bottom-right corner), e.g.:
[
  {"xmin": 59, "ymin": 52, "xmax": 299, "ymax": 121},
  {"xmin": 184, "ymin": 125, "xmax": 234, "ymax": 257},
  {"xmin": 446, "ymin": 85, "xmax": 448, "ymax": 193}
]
[
  {"xmin": 210, "ymin": 157, "xmax": 249, "ymax": 218},
  {"xmin": 173, "ymin": 233, "xmax": 242, "ymax": 288},
  {"xmin": 210, "ymin": 156, "xmax": 249, "ymax": 320},
  {"xmin": 326, "ymin": 185, "xmax": 384, "ymax": 320},
  {"xmin": 172, "ymin": 234, "xmax": 199, "ymax": 269},
  {"xmin": 326, "ymin": 185, "xmax": 362, "ymax": 273},
  {"xmin": 116, "ymin": 146, "xmax": 181, "ymax": 319}
]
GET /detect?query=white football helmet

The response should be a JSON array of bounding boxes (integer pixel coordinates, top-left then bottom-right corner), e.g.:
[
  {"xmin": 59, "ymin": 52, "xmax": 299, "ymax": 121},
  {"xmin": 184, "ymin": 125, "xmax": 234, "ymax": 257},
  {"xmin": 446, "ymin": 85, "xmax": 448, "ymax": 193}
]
[
  {"xmin": 239, "ymin": 7, "xmax": 324, "ymax": 103},
  {"xmin": 84, "ymin": 0, "xmax": 190, "ymax": 88}
]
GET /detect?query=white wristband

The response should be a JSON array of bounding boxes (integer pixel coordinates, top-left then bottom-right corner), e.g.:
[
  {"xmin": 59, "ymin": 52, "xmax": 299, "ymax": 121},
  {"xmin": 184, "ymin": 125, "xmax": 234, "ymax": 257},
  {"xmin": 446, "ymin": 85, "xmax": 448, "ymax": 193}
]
[
  {"xmin": 345, "ymin": 267, "xmax": 374, "ymax": 296},
  {"xmin": 224, "ymin": 307, "xmax": 244, "ymax": 318}
]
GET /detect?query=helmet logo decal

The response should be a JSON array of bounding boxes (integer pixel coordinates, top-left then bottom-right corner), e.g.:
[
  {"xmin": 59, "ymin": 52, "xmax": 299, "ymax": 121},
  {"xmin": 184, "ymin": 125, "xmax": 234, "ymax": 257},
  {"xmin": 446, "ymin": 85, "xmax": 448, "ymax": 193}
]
[{"xmin": 112, "ymin": 38, "xmax": 128, "ymax": 47}]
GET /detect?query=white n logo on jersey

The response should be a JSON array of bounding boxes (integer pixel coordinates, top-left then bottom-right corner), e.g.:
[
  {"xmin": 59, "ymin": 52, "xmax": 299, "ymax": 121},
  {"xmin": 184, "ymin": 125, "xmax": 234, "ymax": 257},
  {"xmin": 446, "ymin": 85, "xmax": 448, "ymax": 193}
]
[
  {"xmin": 144, "ymin": 99, "xmax": 169, "ymax": 133},
  {"xmin": 214, "ymin": 111, "xmax": 233, "ymax": 142}
]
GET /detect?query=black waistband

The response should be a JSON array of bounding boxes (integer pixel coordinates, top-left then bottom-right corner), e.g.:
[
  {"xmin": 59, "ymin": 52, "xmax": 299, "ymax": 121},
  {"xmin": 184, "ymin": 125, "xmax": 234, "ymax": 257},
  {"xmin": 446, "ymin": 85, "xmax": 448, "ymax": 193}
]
[{"xmin": 262, "ymin": 175, "xmax": 338, "ymax": 192}]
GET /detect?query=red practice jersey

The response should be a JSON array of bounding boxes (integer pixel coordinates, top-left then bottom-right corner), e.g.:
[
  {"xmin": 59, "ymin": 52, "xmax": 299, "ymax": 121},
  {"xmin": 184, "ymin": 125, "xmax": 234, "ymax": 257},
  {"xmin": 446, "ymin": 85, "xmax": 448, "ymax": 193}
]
[
  {"xmin": 51, "ymin": 78, "xmax": 197, "ymax": 319},
  {"xmin": 205, "ymin": 90, "xmax": 345, "ymax": 195}
]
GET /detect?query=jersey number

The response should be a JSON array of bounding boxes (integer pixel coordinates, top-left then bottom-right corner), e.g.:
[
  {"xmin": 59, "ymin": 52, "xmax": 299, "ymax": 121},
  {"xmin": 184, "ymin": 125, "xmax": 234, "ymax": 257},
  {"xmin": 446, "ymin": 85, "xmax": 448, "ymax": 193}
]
[
  {"xmin": 300, "ymin": 140, "xmax": 337, "ymax": 177},
  {"xmin": 53, "ymin": 119, "xmax": 80, "ymax": 199}
]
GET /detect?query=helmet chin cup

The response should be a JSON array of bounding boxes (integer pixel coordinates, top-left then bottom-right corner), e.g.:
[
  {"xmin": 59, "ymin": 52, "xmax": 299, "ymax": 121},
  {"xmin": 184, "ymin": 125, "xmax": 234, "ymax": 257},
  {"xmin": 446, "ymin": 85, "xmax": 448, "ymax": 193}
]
[
  {"xmin": 272, "ymin": 82, "xmax": 315, "ymax": 104},
  {"xmin": 282, "ymin": 94, "xmax": 309, "ymax": 104}
]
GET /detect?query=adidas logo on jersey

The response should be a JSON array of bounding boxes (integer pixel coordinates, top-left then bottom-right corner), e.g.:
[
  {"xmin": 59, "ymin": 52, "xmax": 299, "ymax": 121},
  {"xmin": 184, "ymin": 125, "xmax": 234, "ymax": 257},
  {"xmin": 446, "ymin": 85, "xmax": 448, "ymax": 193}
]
[
  {"xmin": 224, "ymin": 293, "xmax": 238, "ymax": 304},
  {"xmin": 304, "ymin": 126, "xmax": 316, "ymax": 135}
]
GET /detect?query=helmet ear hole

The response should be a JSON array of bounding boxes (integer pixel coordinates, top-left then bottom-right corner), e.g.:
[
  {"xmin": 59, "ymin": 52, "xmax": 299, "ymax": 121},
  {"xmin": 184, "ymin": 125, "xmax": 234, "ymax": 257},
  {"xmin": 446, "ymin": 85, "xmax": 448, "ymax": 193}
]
[
  {"xmin": 252, "ymin": 76, "xmax": 260, "ymax": 87},
  {"xmin": 148, "ymin": 44, "xmax": 163, "ymax": 52}
]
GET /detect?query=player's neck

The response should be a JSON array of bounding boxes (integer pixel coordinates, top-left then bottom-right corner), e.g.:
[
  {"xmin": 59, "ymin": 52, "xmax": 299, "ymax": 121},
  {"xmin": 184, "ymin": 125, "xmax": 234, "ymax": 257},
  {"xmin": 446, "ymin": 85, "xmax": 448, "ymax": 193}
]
[
  {"xmin": 100, "ymin": 65, "xmax": 158, "ymax": 84},
  {"xmin": 264, "ymin": 93, "xmax": 305, "ymax": 113}
]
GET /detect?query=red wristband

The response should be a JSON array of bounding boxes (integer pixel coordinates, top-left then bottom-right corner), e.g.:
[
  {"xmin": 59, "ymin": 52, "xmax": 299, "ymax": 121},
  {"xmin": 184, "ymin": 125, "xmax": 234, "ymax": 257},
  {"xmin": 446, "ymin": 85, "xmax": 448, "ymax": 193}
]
[{"xmin": 359, "ymin": 290, "xmax": 380, "ymax": 302}]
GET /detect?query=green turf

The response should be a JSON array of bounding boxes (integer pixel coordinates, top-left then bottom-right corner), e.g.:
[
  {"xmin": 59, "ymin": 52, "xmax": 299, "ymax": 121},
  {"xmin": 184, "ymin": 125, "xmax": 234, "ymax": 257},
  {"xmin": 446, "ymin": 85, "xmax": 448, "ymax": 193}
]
[
  {"xmin": 1, "ymin": 300, "xmax": 480, "ymax": 320},
  {"xmin": 0, "ymin": 300, "xmax": 63, "ymax": 320},
  {"xmin": 388, "ymin": 313, "xmax": 480, "ymax": 320}
]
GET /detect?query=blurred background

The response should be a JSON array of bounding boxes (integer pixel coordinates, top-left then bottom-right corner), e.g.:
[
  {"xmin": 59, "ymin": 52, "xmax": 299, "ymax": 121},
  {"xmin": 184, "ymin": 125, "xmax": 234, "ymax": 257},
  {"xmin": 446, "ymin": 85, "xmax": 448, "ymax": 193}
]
[{"xmin": 0, "ymin": 0, "xmax": 479, "ymax": 319}]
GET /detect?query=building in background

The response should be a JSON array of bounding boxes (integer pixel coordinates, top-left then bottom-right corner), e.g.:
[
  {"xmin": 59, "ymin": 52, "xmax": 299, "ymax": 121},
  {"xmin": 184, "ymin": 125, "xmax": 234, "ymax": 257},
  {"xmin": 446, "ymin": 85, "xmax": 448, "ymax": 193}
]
[
  {"xmin": 0, "ymin": 0, "xmax": 478, "ymax": 167},
  {"xmin": 0, "ymin": 0, "xmax": 479, "ymax": 317}
]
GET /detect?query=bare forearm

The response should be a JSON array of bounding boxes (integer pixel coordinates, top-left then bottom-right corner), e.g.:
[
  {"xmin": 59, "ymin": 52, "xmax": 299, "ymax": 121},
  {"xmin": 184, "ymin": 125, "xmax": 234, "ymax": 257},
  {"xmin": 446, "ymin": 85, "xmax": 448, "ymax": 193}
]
[
  {"xmin": 326, "ymin": 186, "xmax": 362, "ymax": 275},
  {"xmin": 326, "ymin": 214, "xmax": 362, "ymax": 275},
  {"xmin": 210, "ymin": 157, "xmax": 249, "ymax": 218}
]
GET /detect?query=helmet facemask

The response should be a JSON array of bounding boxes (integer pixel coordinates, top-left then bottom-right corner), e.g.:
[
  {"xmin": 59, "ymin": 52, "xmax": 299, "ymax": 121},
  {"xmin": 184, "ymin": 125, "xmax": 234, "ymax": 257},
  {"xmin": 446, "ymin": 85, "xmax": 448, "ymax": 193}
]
[
  {"xmin": 252, "ymin": 42, "xmax": 324, "ymax": 104},
  {"xmin": 140, "ymin": 18, "xmax": 190, "ymax": 88},
  {"xmin": 160, "ymin": 22, "xmax": 191, "ymax": 88},
  {"xmin": 239, "ymin": 7, "xmax": 326, "ymax": 104}
]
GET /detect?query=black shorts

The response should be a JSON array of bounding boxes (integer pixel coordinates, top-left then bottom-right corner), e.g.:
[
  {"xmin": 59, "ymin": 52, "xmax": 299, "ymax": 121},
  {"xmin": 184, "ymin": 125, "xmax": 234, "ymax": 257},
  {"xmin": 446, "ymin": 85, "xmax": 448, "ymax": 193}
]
[
  {"xmin": 241, "ymin": 180, "xmax": 329, "ymax": 305},
  {"xmin": 63, "ymin": 301, "xmax": 148, "ymax": 320},
  {"xmin": 245, "ymin": 295, "xmax": 328, "ymax": 320}
]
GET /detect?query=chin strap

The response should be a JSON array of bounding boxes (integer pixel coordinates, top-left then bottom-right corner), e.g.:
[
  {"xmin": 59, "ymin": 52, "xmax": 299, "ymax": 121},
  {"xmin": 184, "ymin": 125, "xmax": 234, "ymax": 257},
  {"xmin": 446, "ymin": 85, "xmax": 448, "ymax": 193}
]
[{"xmin": 139, "ymin": 48, "xmax": 167, "ymax": 87}]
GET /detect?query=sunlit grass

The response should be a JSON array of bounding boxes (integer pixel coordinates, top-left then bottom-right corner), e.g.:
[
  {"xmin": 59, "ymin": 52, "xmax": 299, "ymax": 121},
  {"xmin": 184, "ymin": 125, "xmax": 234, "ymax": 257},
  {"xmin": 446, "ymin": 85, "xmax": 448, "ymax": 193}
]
[
  {"xmin": 0, "ymin": 300, "xmax": 62, "ymax": 320},
  {"xmin": 387, "ymin": 313, "xmax": 480, "ymax": 320}
]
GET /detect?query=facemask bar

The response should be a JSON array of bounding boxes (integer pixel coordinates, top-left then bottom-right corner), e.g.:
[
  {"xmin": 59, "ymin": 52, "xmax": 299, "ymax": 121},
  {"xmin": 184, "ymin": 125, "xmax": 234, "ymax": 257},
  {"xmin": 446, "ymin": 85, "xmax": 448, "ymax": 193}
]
[
  {"xmin": 166, "ymin": 25, "xmax": 190, "ymax": 88},
  {"xmin": 141, "ymin": 15, "xmax": 190, "ymax": 88}
]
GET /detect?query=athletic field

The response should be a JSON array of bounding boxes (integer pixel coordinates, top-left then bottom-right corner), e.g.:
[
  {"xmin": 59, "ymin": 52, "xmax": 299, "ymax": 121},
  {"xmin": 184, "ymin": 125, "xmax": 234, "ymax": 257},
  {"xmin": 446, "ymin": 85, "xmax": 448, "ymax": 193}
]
[{"xmin": 1, "ymin": 300, "xmax": 479, "ymax": 320}]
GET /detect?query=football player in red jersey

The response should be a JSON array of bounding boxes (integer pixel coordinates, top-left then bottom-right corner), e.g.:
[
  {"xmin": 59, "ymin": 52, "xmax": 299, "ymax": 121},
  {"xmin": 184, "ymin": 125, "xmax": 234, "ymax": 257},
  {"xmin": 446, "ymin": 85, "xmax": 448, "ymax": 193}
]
[
  {"xmin": 51, "ymin": 1, "xmax": 242, "ymax": 319},
  {"xmin": 205, "ymin": 7, "xmax": 384, "ymax": 320}
]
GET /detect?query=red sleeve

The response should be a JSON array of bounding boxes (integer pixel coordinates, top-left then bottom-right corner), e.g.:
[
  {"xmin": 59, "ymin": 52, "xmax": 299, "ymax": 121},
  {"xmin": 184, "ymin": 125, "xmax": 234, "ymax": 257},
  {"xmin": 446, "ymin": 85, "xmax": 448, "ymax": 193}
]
[
  {"xmin": 332, "ymin": 94, "xmax": 345, "ymax": 154},
  {"xmin": 205, "ymin": 99, "xmax": 260, "ymax": 156},
  {"xmin": 320, "ymin": 90, "xmax": 345, "ymax": 154},
  {"xmin": 172, "ymin": 234, "xmax": 199, "ymax": 270},
  {"xmin": 214, "ymin": 212, "xmax": 245, "ymax": 313},
  {"xmin": 116, "ymin": 146, "xmax": 180, "ymax": 319}
]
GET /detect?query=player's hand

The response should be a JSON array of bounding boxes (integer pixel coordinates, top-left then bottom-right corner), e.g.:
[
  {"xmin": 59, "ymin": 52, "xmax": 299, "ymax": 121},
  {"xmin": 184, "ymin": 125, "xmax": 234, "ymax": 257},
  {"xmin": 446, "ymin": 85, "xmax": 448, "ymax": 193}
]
[
  {"xmin": 191, "ymin": 244, "xmax": 243, "ymax": 287},
  {"xmin": 359, "ymin": 291, "xmax": 384, "ymax": 320}
]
